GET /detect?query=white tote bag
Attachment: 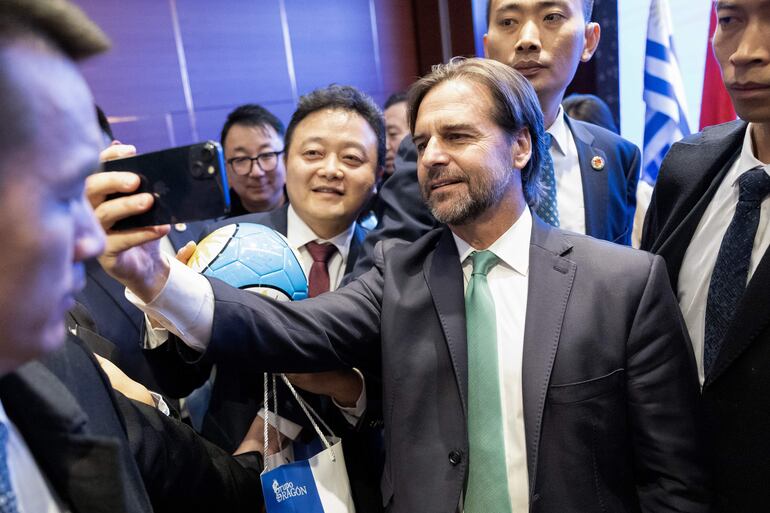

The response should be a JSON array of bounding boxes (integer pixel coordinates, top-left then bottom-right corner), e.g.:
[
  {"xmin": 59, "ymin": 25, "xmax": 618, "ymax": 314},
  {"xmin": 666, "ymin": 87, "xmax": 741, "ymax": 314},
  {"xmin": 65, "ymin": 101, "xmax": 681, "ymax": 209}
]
[{"xmin": 260, "ymin": 374, "xmax": 356, "ymax": 513}]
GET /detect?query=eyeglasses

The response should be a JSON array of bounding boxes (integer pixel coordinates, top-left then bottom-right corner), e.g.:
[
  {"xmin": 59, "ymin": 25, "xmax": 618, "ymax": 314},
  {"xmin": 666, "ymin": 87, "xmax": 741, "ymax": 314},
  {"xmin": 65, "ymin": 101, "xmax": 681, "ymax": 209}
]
[{"xmin": 227, "ymin": 150, "xmax": 284, "ymax": 176}]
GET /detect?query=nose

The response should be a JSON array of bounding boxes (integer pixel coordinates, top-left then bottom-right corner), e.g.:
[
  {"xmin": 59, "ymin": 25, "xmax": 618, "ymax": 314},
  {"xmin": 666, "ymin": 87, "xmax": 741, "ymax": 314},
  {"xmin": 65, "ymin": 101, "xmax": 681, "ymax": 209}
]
[
  {"xmin": 74, "ymin": 195, "xmax": 106, "ymax": 262},
  {"xmin": 419, "ymin": 137, "xmax": 449, "ymax": 169},
  {"xmin": 516, "ymin": 20, "xmax": 541, "ymax": 53},
  {"xmin": 317, "ymin": 155, "xmax": 343, "ymax": 180},
  {"xmin": 247, "ymin": 159, "xmax": 266, "ymax": 178},
  {"xmin": 729, "ymin": 20, "xmax": 770, "ymax": 68}
]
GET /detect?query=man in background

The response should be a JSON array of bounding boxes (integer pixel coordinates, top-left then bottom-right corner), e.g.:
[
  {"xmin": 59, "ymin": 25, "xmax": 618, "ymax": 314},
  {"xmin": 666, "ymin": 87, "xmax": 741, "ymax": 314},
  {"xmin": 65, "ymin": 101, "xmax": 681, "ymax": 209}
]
[
  {"xmin": 383, "ymin": 92, "xmax": 409, "ymax": 178},
  {"xmin": 222, "ymin": 104, "xmax": 288, "ymax": 216},
  {"xmin": 642, "ymin": 0, "xmax": 770, "ymax": 508}
]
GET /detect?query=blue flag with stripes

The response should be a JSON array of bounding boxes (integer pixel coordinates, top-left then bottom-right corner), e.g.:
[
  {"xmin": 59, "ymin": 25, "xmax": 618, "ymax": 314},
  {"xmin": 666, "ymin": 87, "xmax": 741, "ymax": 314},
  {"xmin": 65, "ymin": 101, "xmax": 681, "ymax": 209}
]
[{"xmin": 643, "ymin": 0, "xmax": 690, "ymax": 184}]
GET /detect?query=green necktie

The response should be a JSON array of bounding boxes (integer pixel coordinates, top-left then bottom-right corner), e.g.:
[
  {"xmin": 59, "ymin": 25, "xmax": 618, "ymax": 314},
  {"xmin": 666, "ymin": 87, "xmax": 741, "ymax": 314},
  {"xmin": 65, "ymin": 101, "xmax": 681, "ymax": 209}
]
[{"xmin": 464, "ymin": 250, "xmax": 512, "ymax": 512}]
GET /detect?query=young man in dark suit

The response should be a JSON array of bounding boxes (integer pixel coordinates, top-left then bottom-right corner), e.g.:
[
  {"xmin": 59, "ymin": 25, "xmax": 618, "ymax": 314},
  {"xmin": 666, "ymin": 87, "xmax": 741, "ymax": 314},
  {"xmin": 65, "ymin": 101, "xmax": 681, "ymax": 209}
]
[
  {"xmin": 641, "ymin": 0, "xmax": 770, "ymax": 509},
  {"xmin": 351, "ymin": 0, "xmax": 639, "ymax": 278},
  {"xmin": 0, "ymin": 2, "xmax": 263, "ymax": 511},
  {"xmin": 102, "ymin": 57, "xmax": 709, "ymax": 513}
]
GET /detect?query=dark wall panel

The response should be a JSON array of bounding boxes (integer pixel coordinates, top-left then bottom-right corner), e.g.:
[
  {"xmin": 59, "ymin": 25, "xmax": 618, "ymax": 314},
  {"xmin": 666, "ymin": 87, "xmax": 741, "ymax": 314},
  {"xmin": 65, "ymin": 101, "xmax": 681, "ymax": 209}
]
[
  {"xmin": 77, "ymin": 1, "xmax": 187, "ymax": 117},
  {"xmin": 176, "ymin": 0, "xmax": 294, "ymax": 108},
  {"xmin": 75, "ymin": 0, "xmax": 419, "ymax": 152},
  {"xmin": 285, "ymin": 0, "xmax": 380, "ymax": 95}
]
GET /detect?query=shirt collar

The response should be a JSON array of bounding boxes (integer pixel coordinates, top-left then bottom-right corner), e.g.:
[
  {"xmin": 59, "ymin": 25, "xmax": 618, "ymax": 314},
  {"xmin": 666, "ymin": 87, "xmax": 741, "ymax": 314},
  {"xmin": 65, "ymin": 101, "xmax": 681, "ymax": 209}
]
[
  {"xmin": 0, "ymin": 399, "xmax": 9, "ymax": 426},
  {"xmin": 729, "ymin": 123, "xmax": 770, "ymax": 186},
  {"xmin": 286, "ymin": 204, "xmax": 355, "ymax": 260},
  {"xmin": 453, "ymin": 207, "xmax": 532, "ymax": 277},
  {"xmin": 546, "ymin": 105, "xmax": 569, "ymax": 157}
]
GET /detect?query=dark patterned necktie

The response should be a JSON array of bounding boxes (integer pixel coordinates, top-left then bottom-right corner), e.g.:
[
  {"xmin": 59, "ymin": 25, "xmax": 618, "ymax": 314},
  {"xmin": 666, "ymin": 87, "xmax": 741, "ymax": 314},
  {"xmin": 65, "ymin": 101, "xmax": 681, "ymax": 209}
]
[
  {"xmin": 704, "ymin": 167, "xmax": 770, "ymax": 375},
  {"xmin": 305, "ymin": 241, "xmax": 337, "ymax": 298},
  {"xmin": 534, "ymin": 133, "xmax": 559, "ymax": 227},
  {"xmin": 0, "ymin": 421, "xmax": 19, "ymax": 513}
]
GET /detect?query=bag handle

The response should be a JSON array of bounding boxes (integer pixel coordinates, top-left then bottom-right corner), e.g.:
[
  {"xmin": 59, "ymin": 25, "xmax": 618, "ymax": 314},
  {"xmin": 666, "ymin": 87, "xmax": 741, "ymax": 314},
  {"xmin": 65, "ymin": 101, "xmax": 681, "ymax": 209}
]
[{"xmin": 263, "ymin": 373, "xmax": 338, "ymax": 462}]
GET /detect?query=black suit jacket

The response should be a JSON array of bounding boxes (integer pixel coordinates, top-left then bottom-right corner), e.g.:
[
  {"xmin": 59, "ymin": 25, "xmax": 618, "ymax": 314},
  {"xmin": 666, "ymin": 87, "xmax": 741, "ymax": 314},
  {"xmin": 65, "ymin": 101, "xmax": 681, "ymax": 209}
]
[
  {"xmin": 150, "ymin": 204, "xmax": 384, "ymax": 512},
  {"xmin": 349, "ymin": 116, "xmax": 641, "ymax": 278},
  {"xmin": 199, "ymin": 217, "xmax": 709, "ymax": 512},
  {"xmin": 0, "ymin": 335, "xmax": 262, "ymax": 513},
  {"xmin": 642, "ymin": 120, "xmax": 770, "ymax": 511},
  {"xmin": 75, "ymin": 220, "xmax": 206, "ymax": 394}
]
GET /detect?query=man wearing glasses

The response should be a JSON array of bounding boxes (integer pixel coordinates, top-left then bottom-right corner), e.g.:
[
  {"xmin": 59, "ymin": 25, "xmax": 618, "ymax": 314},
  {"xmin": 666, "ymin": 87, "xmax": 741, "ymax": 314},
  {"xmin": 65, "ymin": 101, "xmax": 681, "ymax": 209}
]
[{"xmin": 221, "ymin": 104, "xmax": 288, "ymax": 216}]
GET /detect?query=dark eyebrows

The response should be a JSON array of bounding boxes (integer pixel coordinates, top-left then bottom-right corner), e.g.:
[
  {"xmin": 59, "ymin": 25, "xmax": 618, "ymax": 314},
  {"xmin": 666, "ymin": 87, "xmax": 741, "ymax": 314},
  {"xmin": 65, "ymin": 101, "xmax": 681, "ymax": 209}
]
[
  {"xmin": 440, "ymin": 123, "xmax": 482, "ymax": 135},
  {"xmin": 493, "ymin": 0, "xmax": 572, "ymax": 16}
]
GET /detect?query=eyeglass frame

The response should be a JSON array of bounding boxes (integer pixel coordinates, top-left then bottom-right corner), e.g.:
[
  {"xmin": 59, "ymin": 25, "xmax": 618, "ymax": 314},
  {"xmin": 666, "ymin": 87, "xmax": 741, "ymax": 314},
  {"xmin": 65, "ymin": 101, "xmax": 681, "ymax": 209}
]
[{"xmin": 226, "ymin": 149, "xmax": 284, "ymax": 176}]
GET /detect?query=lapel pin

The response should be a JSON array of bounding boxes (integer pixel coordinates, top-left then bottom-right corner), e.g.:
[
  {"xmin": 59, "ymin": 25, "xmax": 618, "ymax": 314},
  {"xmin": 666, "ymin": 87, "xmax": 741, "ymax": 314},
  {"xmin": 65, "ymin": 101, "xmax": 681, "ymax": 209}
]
[
  {"xmin": 591, "ymin": 155, "xmax": 605, "ymax": 171},
  {"xmin": 174, "ymin": 222, "xmax": 187, "ymax": 232}
]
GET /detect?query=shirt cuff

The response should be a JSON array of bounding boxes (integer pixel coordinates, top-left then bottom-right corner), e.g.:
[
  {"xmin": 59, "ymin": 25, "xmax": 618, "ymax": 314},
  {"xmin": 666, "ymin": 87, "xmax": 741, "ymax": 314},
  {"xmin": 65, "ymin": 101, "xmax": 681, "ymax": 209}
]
[
  {"xmin": 258, "ymin": 408, "xmax": 303, "ymax": 440},
  {"xmin": 149, "ymin": 392, "xmax": 171, "ymax": 416},
  {"xmin": 126, "ymin": 256, "xmax": 214, "ymax": 353},
  {"xmin": 332, "ymin": 368, "xmax": 367, "ymax": 426}
]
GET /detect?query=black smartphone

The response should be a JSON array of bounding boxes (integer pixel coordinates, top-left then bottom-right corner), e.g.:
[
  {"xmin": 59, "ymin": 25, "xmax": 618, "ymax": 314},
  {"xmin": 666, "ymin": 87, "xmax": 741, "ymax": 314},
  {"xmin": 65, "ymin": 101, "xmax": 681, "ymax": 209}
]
[{"xmin": 104, "ymin": 141, "xmax": 230, "ymax": 230}]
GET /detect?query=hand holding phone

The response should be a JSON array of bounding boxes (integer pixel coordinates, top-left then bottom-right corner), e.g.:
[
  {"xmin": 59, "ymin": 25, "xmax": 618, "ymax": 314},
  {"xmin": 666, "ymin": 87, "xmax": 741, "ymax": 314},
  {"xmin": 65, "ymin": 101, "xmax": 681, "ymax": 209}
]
[{"xmin": 103, "ymin": 141, "xmax": 230, "ymax": 230}]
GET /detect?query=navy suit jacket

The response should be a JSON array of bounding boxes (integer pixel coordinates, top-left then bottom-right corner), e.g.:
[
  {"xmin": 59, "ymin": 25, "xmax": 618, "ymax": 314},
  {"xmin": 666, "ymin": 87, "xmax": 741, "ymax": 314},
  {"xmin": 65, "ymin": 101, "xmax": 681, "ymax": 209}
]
[
  {"xmin": 350, "ymin": 116, "xmax": 640, "ymax": 278},
  {"xmin": 642, "ymin": 120, "xmax": 770, "ymax": 511},
  {"xmin": 199, "ymin": 217, "xmax": 709, "ymax": 512},
  {"xmin": 75, "ymin": 220, "xmax": 206, "ymax": 394}
]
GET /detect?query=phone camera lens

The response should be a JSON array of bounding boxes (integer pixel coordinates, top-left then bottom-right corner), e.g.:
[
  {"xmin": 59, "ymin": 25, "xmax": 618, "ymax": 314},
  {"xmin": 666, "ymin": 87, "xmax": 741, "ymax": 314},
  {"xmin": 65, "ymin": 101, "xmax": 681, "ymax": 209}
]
[
  {"xmin": 191, "ymin": 162, "xmax": 204, "ymax": 178},
  {"xmin": 200, "ymin": 143, "xmax": 216, "ymax": 162}
]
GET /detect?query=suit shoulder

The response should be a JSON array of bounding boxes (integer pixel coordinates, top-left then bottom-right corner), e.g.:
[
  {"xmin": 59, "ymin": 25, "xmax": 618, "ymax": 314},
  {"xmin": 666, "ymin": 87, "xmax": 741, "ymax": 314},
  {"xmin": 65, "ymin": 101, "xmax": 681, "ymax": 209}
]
[
  {"xmin": 572, "ymin": 118, "xmax": 638, "ymax": 151},
  {"xmin": 561, "ymin": 230, "xmax": 656, "ymax": 273}
]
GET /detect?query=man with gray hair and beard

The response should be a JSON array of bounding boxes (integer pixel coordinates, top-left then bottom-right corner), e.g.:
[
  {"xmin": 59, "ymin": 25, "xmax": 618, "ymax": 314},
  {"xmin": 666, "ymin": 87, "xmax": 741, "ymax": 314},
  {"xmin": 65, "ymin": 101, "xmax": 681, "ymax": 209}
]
[{"xmin": 100, "ymin": 57, "xmax": 710, "ymax": 512}]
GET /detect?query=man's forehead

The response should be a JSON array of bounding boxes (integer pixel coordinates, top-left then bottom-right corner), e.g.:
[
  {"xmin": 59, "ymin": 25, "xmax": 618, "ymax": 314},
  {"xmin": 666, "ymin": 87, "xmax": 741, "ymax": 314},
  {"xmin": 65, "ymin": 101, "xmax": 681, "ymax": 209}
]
[
  {"xmin": 491, "ymin": 0, "xmax": 580, "ymax": 14},
  {"xmin": 2, "ymin": 41, "xmax": 101, "ymax": 180},
  {"xmin": 716, "ymin": 0, "xmax": 770, "ymax": 10},
  {"xmin": 415, "ymin": 80, "xmax": 495, "ymax": 130}
]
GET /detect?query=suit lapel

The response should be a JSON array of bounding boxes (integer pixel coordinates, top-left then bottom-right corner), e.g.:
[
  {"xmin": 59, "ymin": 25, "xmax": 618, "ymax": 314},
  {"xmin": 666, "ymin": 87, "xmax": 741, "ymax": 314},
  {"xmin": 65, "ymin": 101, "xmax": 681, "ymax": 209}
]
[
  {"xmin": 652, "ymin": 124, "xmax": 746, "ymax": 284},
  {"xmin": 521, "ymin": 218, "xmax": 576, "ymax": 494},
  {"xmin": 706, "ymin": 248, "xmax": 770, "ymax": 387},
  {"xmin": 0, "ymin": 362, "xmax": 136, "ymax": 513},
  {"xmin": 424, "ymin": 228, "xmax": 469, "ymax": 417},
  {"xmin": 566, "ymin": 116, "xmax": 610, "ymax": 240},
  {"xmin": 271, "ymin": 203, "xmax": 289, "ymax": 234},
  {"xmin": 345, "ymin": 223, "xmax": 367, "ymax": 275}
]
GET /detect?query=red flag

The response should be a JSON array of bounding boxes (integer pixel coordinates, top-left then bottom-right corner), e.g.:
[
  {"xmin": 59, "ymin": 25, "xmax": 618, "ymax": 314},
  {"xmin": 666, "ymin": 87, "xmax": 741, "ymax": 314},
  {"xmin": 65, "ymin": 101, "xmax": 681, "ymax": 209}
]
[{"xmin": 699, "ymin": 2, "xmax": 737, "ymax": 129}]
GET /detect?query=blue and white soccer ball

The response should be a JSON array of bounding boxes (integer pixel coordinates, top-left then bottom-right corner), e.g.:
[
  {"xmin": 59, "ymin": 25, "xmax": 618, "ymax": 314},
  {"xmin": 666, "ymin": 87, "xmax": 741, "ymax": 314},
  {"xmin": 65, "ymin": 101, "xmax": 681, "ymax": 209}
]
[{"xmin": 187, "ymin": 223, "xmax": 308, "ymax": 301}]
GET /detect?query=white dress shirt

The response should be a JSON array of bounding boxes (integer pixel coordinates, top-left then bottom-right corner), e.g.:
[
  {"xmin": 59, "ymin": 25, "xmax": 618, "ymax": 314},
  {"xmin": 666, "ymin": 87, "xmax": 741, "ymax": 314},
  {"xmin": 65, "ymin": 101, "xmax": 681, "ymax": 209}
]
[
  {"xmin": 287, "ymin": 205, "xmax": 355, "ymax": 292},
  {"xmin": 0, "ymin": 400, "xmax": 61, "ymax": 513},
  {"xmin": 678, "ymin": 123, "xmax": 770, "ymax": 385},
  {"xmin": 453, "ymin": 208, "xmax": 532, "ymax": 513},
  {"xmin": 549, "ymin": 106, "xmax": 586, "ymax": 235}
]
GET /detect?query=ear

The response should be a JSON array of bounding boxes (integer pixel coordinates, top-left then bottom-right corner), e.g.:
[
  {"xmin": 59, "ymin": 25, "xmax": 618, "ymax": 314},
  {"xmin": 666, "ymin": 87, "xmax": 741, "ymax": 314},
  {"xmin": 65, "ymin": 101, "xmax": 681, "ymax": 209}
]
[
  {"xmin": 483, "ymin": 33, "xmax": 490, "ymax": 58},
  {"xmin": 581, "ymin": 22, "xmax": 601, "ymax": 62},
  {"xmin": 511, "ymin": 127, "xmax": 532, "ymax": 171}
]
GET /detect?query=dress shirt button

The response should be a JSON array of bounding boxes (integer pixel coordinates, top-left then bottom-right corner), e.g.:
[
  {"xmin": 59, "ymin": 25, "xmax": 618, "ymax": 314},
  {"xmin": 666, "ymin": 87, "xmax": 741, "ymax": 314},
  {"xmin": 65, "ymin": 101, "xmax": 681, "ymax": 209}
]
[{"xmin": 448, "ymin": 450, "xmax": 463, "ymax": 465}]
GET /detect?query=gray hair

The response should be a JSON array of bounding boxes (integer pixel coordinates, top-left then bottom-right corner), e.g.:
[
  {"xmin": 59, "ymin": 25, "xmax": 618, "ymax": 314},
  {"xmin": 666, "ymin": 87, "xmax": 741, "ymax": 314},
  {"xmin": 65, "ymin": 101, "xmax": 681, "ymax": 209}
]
[{"xmin": 407, "ymin": 57, "xmax": 547, "ymax": 208}]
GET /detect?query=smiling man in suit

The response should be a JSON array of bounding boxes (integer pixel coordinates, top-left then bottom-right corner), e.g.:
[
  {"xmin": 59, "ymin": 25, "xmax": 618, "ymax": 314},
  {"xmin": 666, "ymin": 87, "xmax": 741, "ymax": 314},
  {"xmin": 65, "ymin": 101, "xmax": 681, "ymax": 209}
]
[
  {"xmin": 142, "ymin": 84, "xmax": 385, "ymax": 511},
  {"xmin": 641, "ymin": 0, "xmax": 770, "ymax": 509},
  {"xmin": 101, "ymin": 57, "xmax": 708, "ymax": 512},
  {"xmin": 351, "ymin": 0, "xmax": 640, "ymax": 278}
]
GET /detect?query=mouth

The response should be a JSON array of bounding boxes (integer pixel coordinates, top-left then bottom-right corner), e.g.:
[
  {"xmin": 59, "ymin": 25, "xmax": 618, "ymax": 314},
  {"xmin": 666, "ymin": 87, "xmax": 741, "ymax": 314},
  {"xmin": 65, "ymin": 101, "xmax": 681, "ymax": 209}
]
[
  {"xmin": 312, "ymin": 186, "xmax": 344, "ymax": 196},
  {"xmin": 428, "ymin": 178, "xmax": 465, "ymax": 191},
  {"xmin": 729, "ymin": 82, "xmax": 770, "ymax": 96},
  {"xmin": 513, "ymin": 61, "xmax": 546, "ymax": 77}
]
